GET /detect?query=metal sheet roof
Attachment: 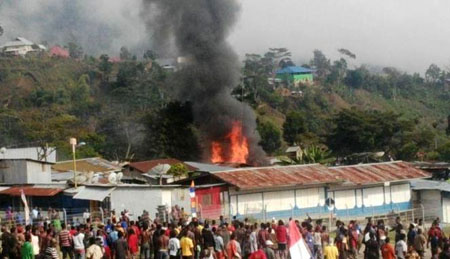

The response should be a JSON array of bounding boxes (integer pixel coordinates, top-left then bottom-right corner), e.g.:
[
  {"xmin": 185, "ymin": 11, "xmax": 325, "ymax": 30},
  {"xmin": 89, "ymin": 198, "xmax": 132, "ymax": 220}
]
[
  {"xmin": 52, "ymin": 157, "xmax": 121, "ymax": 173},
  {"xmin": 329, "ymin": 161, "xmax": 430, "ymax": 185},
  {"xmin": 73, "ymin": 187, "xmax": 115, "ymax": 201},
  {"xmin": 127, "ymin": 159, "xmax": 197, "ymax": 173},
  {"xmin": 184, "ymin": 161, "xmax": 233, "ymax": 172},
  {"xmin": 213, "ymin": 164, "xmax": 341, "ymax": 190},
  {"xmin": 0, "ymin": 186, "xmax": 62, "ymax": 196},
  {"xmin": 410, "ymin": 179, "xmax": 450, "ymax": 192},
  {"xmin": 276, "ymin": 66, "xmax": 314, "ymax": 74}
]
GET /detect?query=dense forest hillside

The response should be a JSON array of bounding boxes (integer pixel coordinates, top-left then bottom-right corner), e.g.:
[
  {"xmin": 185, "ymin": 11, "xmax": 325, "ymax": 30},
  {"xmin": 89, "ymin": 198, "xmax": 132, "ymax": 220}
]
[{"xmin": 0, "ymin": 47, "xmax": 449, "ymax": 163}]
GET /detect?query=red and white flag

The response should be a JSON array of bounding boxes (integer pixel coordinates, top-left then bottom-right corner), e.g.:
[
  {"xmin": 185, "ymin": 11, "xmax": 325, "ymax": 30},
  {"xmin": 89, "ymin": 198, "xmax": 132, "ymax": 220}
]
[{"xmin": 289, "ymin": 220, "xmax": 311, "ymax": 259}]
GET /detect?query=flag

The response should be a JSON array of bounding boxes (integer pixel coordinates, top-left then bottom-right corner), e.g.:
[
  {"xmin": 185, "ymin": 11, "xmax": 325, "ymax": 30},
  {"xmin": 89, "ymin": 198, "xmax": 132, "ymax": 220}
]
[
  {"xmin": 289, "ymin": 220, "xmax": 311, "ymax": 259},
  {"xmin": 189, "ymin": 181, "xmax": 197, "ymax": 217},
  {"xmin": 21, "ymin": 189, "xmax": 31, "ymax": 225}
]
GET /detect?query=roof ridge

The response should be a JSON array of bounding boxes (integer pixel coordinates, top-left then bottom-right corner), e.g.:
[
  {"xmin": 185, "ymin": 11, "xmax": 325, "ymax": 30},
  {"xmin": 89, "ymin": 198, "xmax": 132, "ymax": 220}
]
[
  {"xmin": 330, "ymin": 160, "xmax": 404, "ymax": 169},
  {"xmin": 213, "ymin": 163, "xmax": 323, "ymax": 173}
]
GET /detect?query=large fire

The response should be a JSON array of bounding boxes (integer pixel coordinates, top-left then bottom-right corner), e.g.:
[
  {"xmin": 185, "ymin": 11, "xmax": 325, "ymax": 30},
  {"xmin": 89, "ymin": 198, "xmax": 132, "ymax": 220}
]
[{"xmin": 211, "ymin": 121, "xmax": 249, "ymax": 164}]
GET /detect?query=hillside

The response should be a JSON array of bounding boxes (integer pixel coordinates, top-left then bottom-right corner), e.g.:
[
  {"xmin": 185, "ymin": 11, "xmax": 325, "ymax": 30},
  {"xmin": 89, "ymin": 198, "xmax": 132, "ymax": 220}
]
[{"xmin": 0, "ymin": 49, "xmax": 449, "ymax": 163}]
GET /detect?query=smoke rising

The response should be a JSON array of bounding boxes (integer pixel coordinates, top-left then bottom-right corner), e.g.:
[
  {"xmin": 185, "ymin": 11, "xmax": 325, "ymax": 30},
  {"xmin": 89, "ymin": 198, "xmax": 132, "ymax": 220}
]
[
  {"xmin": 142, "ymin": 0, "xmax": 266, "ymax": 164},
  {"xmin": 0, "ymin": 0, "xmax": 148, "ymax": 55}
]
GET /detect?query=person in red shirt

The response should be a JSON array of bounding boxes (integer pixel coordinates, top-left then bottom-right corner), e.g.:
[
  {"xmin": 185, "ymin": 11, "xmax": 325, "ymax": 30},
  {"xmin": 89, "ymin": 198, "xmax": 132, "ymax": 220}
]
[
  {"xmin": 275, "ymin": 220, "xmax": 288, "ymax": 259},
  {"xmin": 257, "ymin": 223, "xmax": 270, "ymax": 249},
  {"xmin": 381, "ymin": 237, "xmax": 395, "ymax": 259},
  {"xmin": 127, "ymin": 228, "xmax": 139, "ymax": 258},
  {"xmin": 249, "ymin": 249, "xmax": 267, "ymax": 259}
]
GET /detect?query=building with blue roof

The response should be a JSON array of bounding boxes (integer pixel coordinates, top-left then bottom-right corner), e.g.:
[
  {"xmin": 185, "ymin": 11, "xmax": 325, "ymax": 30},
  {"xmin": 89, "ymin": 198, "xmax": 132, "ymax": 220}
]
[{"xmin": 275, "ymin": 66, "xmax": 314, "ymax": 86}]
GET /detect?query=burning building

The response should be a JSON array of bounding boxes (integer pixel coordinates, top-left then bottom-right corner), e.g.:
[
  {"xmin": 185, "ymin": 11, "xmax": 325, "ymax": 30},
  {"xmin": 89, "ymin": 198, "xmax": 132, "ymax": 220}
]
[{"xmin": 143, "ymin": 0, "xmax": 266, "ymax": 165}]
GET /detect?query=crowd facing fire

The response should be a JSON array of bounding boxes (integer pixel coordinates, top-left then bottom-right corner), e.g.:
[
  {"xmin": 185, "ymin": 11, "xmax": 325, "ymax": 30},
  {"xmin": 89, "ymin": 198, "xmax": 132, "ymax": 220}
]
[{"xmin": 1, "ymin": 206, "xmax": 449, "ymax": 259}]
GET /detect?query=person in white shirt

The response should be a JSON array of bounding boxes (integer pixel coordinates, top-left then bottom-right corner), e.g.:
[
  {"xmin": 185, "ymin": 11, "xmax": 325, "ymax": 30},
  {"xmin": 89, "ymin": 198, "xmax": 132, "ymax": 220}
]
[
  {"xmin": 31, "ymin": 226, "xmax": 40, "ymax": 256},
  {"xmin": 168, "ymin": 230, "xmax": 180, "ymax": 259},
  {"xmin": 83, "ymin": 209, "xmax": 91, "ymax": 223},
  {"xmin": 74, "ymin": 226, "xmax": 86, "ymax": 259},
  {"xmin": 395, "ymin": 233, "xmax": 407, "ymax": 259}
]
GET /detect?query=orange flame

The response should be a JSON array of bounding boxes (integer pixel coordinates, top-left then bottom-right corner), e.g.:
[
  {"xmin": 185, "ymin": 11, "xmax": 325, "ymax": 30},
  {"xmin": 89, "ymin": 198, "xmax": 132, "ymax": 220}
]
[{"xmin": 210, "ymin": 121, "xmax": 249, "ymax": 164}]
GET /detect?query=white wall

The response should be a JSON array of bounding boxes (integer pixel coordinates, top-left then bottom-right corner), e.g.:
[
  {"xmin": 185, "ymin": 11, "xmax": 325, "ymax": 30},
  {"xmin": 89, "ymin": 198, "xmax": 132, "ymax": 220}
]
[
  {"xmin": 390, "ymin": 184, "xmax": 410, "ymax": 203},
  {"xmin": 264, "ymin": 190, "xmax": 295, "ymax": 212},
  {"xmin": 1, "ymin": 147, "xmax": 56, "ymax": 162},
  {"xmin": 363, "ymin": 187, "xmax": 384, "ymax": 207},
  {"xmin": 296, "ymin": 187, "xmax": 325, "ymax": 208},
  {"xmin": 0, "ymin": 160, "xmax": 51, "ymax": 184},
  {"xmin": 238, "ymin": 193, "xmax": 263, "ymax": 214},
  {"xmin": 334, "ymin": 190, "xmax": 356, "ymax": 210},
  {"xmin": 26, "ymin": 161, "xmax": 52, "ymax": 183},
  {"xmin": 110, "ymin": 187, "xmax": 164, "ymax": 220}
]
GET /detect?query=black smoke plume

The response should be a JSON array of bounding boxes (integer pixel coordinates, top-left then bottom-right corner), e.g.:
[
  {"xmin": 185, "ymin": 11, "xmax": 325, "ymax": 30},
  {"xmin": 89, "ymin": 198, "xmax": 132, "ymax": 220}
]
[{"xmin": 142, "ymin": 0, "xmax": 266, "ymax": 165}]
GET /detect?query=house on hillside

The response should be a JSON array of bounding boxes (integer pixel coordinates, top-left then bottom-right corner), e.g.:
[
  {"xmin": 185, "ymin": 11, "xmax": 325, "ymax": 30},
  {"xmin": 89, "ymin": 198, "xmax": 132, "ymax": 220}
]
[
  {"xmin": 0, "ymin": 37, "xmax": 46, "ymax": 56},
  {"xmin": 275, "ymin": 66, "xmax": 314, "ymax": 87},
  {"xmin": 49, "ymin": 46, "xmax": 70, "ymax": 58},
  {"xmin": 174, "ymin": 161, "xmax": 430, "ymax": 221},
  {"xmin": 285, "ymin": 146, "xmax": 303, "ymax": 161}
]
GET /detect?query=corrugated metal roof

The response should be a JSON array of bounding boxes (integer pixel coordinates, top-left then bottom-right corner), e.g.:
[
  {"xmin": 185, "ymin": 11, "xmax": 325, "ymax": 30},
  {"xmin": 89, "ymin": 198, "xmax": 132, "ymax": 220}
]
[
  {"xmin": 410, "ymin": 179, "xmax": 450, "ymax": 192},
  {"xmin": 184, "ymin": 161, "xmax": 233, "ymax": 172},
  {"xmin": 0, "ymin": 186, "xmax": 62, "ymax": 197},
  {"xmin": 52, "ymin": 157, "xmax": 121, "ymax": 173},
  {"xmin": 329, "ymin": 161, "xmax": 430, "ymax": 185},
  {"xmin": 276, "ymin": 66, "xmax": 314, "ymax": 75},
  {"xmin": 0, "ymin": 37, "xmax": 34, "ymax": 48},
  {"xmin": 73, "ymin": 187, "xmax": 115, "ymax": 201},
  {"xmin": 213, "ymin": 164, "xmax": 341, "ymax": 190},
  {"xmin": 127, "ymin": 159, "xmax": 197, "ymax": 174}
]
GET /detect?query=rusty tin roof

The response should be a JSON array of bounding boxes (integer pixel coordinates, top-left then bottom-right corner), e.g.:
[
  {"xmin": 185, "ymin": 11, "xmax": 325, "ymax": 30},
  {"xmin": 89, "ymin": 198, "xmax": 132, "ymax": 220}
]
[
  {"xmin": 329, "ymin": 161, "xmax": 430, "ymax": 185},
  {"xmin": 213, "ymin": 164, "xmax": 342, "ymax": 190}
]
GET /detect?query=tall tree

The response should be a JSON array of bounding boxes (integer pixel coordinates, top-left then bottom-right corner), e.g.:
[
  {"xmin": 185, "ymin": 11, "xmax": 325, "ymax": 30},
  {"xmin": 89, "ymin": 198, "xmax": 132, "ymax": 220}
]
[
  {"xmin": 425, "ymin": 64, "xmax": 441, "ymax": 83},
  {"xmin": 311, "ymin": 50, "xmax": 331, "ymax": 80},
  {"xmin": 66, "ymin": 42, "xmax": 84, "ymax": 59},
  {"xmin": 283, "ymin": 111, "xmax": 306, "ymax": 145},
  {"xmin": 144, "ymin": 102, "xmax": 200, "ymax": 160},
  {"xmin": 257, "ymin": 120, "xmax": 281, "ymax": 154}
]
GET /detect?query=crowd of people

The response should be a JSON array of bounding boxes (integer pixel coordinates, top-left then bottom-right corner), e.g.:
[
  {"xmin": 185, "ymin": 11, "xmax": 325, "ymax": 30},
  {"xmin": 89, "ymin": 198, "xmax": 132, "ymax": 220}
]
[{"xmin": 0, "ymin": 207, "xmax": 449, "ymax": 259}]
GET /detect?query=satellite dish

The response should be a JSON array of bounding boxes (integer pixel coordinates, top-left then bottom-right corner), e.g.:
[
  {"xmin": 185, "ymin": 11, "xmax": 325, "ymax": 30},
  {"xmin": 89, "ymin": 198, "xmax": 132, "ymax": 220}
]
[
  {"xmin": 108, "ymin": 173, "xmax": 117, "ymax": 184},
  {"xmin": 116, "ymin": 172, "xmax": 123, "ymax": 183},
  {"xmin": 0, "ymin": 147, "xmax": 6, "ymax": 154},
  {"xmin": 149, "ymin": 164, "xmax": 171, "ymax": 175},
  {"xmin": 91, "ymin": 174, "xmax": 99, "ymax": 184}
]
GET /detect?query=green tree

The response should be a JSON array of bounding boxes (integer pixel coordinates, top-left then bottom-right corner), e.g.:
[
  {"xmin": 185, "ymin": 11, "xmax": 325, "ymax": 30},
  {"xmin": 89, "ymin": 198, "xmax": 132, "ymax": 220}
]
[
  {"xmin": 66, "ymin": 42, "xmax": 84, "ymax": 59},
  {"xmin": 311, "ymin": 50, "xmax": 330, "ymax": 80},
  {"xmin": 438, "ymin": 142, "xmax": 450, "ymax": 161},
  {"xmin": 283, "ymin": 111, "xmax": 306, "ymax": 145},
  {"xmin": 257, "ymin": 120, "xmax": 281, "ymax": 154},
  {"xmin": 327, "ymin": 109, "xmax": 413, "ymax": 156},
  {"xmin": 425, "ymin": 64, "xmax": 441, "ymax": 83},
  {"xmin": 144, "ymin": 102, "xmax": 200, "ymax": 160},
  {"xmin": 167, "ymin": 163, "xmax": 189, "ymax": 177},
  {"xmin": 98, "ymin": 54, "xmax": 113, "ymax": 81},
  {"xmin": 120, "ymin": 46, "xmax": 132, "ymax": 60},
  {"xmin": 302, "ymin": 145, "xmax": 334, "ymax": 164}
]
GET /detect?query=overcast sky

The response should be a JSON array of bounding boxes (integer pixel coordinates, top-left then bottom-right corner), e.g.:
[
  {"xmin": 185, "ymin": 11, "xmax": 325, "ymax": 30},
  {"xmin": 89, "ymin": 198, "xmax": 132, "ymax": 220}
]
[
  {"xmin": 1, "ymin": 0, "xmax": 450, "ymax": 73},
  {"xmin": 229, "ymin": 0, "xmax": 450, "ymax": 73}
]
